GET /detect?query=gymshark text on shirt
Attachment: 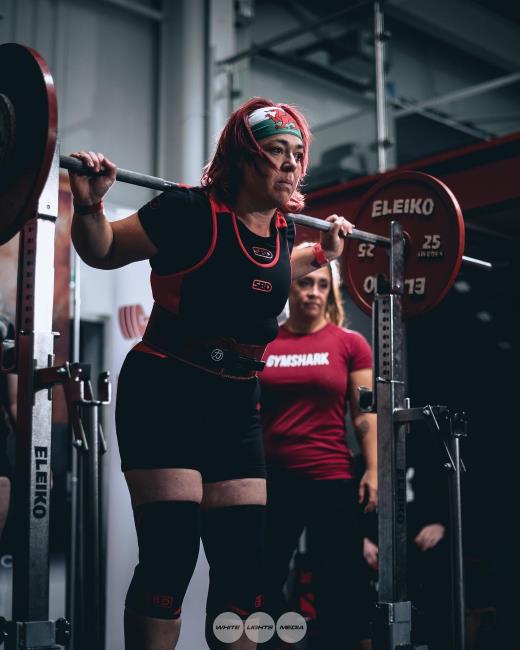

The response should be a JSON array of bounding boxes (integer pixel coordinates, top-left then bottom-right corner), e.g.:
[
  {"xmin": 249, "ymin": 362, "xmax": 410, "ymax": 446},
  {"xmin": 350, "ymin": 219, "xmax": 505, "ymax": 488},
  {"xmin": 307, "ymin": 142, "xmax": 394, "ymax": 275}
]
[{"xmin": 265, "ymin": 352, "xmax": 330, "ymax": 368}]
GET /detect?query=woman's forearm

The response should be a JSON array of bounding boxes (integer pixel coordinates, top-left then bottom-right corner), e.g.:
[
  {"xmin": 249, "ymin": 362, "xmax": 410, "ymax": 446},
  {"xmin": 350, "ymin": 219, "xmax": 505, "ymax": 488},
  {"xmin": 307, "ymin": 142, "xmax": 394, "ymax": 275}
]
[
  {"xmin": 71, "ymin": 210, "xmax": 114, "ymax": 268},
  {"xmin": 290, "ymin": 247, "xmax": 321, "ymax": 279},
  {"xmin": 354, "ymin": 414, "xmax": 377, "ymax": 469}
]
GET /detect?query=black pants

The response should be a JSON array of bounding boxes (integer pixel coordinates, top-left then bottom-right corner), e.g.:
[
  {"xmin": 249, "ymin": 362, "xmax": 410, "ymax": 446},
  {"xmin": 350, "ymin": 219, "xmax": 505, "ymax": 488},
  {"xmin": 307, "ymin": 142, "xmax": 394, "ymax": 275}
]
[
  {"xmin": 263, "ymin": 468, "xmax": 371, "ymax": 649},
  {"xmin": 408, "ymin": 537, "xmax": 452, "ymax": 650}
]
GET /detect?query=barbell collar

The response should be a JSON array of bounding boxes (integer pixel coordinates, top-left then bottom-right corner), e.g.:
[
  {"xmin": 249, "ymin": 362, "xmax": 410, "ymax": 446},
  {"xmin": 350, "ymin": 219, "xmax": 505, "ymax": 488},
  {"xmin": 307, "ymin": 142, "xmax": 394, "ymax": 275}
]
[{"xmin": 460, "ymin": 255, "xmax": 492, "ymax": 271}]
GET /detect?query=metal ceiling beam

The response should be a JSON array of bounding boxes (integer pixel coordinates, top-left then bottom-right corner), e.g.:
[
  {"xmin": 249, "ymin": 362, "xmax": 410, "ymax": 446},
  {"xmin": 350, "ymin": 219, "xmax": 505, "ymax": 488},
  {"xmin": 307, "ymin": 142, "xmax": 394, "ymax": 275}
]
[
  {"xmin": 256, "ymin": 49, "xmax": 371, "ymax": 93},
  {"xmin": 102, "ymin": 0, "xmax": 164, "ymax": 22},
  {"xmin": 394, "ymin": 72, "xmax": 520, "ymax": 118},
  {"xmin": 387, "ymin": 0, "xmax": 520, "ymax": 71},
  {"xmin": 279, "ymin": 0, "xmax": 346, "ymax": 47},
  {"xmin": 460, "ymin": 112, "xmax": 520, "ymax": 124},
  {"xmin": 391, "ymin": 96, "xmax": 494, "ymax": 140},
  {"xmin": 216, "ymin": 0, "xmax": 373, "ymax": 66}
]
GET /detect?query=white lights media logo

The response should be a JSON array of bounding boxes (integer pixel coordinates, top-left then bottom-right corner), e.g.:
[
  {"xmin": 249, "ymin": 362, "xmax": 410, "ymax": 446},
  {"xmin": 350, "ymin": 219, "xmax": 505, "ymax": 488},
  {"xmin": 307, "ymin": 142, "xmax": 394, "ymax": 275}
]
[
  {"xmin": 244, "ymin": 612, "xmax": 275, "ymax": 643},
  {"xmin": 213, "ymin": 611, "xmax": 306, "ymax": 644},
  {"xmin": 212, "ymin": 612, "xmax": 244, "ymax": 643},
  {"xmin": 276, "ymin": 612, "xmax": 307, "ymax": 643}
]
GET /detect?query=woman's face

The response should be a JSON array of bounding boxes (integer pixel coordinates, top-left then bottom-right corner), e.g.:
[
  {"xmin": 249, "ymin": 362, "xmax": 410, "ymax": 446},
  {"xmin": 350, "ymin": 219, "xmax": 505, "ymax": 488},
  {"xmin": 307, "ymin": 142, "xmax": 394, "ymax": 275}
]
[
  {"xmin": 242, "ymin": 133, "xmax": 304, "ymax": 208},
  {"xmin": 289, "ymin": 266, "xmax": 331, "ymax": 322}
]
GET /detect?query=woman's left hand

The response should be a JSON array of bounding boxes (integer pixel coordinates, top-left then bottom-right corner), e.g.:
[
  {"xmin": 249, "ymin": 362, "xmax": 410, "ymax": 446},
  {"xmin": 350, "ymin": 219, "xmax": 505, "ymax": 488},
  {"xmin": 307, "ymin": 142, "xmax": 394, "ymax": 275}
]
[
  {"xmin": 320, "ymin": 214, "xmax": 354, "ymax": 261},
  {"xmin": 359, "ymin": 467, "xmax": 378, "ymax": 513},
  {"xmin": 414, "ymin": 523, "xmax": 445, "ymax": 551}
]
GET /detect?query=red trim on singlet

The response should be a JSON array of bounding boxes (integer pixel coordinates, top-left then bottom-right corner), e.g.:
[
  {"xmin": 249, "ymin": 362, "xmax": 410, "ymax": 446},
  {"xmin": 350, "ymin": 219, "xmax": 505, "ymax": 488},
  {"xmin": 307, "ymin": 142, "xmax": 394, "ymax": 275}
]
[
  {"xmin": 150, "ymin": 192, "xmax": 220, "ymax": 313},
  {"xmin": 231, "ymin": 210, "xmax": 283, "ymax": 269},
  {"xmin": 210, "ymin": 196, "xmax": 232, "ymax": 213},
  {"xmin": 153, "ymin": 193, "xmax": 219, "ymax": 280},
  {"xmin": 276, "ymin": 212, "xmax": 288, "ymax": 229},
  {"xmin": 151, "ymin": 275, "xmax": 185, "ymax": 313},
  {"xmin": 133, "ymin": 341, "xmax": 168, "ymax": 358}
]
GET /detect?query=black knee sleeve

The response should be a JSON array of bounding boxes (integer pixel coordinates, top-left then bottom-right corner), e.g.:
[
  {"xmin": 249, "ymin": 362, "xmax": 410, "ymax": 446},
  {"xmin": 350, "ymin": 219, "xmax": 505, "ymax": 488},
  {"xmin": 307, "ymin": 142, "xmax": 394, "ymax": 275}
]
[
  {"xmin": 125, "ymin": 500, "xmax": 200, "ymax": 619},
  {"xmin": 202, "ymin": 504, "xmax": 265, "ymax": 620}
]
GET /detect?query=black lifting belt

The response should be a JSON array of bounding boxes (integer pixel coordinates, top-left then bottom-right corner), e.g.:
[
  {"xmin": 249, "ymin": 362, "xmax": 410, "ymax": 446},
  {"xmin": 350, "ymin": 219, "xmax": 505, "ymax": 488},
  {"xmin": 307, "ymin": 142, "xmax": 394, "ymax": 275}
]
[{"xmin": 142, "ymin": 304, "xmax": 266, "ymax": 378}]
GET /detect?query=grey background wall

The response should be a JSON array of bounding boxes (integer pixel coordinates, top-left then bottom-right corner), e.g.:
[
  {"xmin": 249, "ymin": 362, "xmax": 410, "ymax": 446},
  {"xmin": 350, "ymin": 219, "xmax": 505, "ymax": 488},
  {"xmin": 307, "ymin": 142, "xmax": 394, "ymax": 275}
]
[{"xmin": 0, "ymin": 0, "xmax": 518, "ymax": 647}]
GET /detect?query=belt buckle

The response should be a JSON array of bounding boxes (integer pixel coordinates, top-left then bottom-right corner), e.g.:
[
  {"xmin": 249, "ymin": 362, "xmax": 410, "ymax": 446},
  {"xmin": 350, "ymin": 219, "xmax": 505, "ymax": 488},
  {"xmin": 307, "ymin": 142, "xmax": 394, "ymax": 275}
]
[
  {"xmin": 237, "ymin": 355, "xmax": 265, "ymax": 372},
  {"xmin": 210, "ymin": 348, "xmax": 225, "ymax": 364},
  {"xmin": 208, "ymin": 347, "xmax": 264, "ymax": 376}
]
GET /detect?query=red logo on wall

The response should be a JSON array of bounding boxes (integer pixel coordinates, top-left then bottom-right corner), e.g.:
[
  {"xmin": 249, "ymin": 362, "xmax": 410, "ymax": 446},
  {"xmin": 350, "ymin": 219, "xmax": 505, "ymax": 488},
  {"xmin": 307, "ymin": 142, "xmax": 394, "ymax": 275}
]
[
  {"xmin": 118, "ymin": 304, "xmax": 149, "ymax": 339},
  {"xmin": 252, "ymin": 279, "xmax": 272, "ymax": 293}
]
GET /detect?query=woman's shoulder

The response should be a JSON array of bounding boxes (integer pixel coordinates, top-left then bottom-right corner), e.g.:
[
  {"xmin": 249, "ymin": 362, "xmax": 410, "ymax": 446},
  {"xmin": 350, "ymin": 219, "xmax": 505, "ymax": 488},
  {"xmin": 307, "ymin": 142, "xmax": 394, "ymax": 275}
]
[
  {"xmin": 136, "ymin": 186, "xmax": 214, "ymax": 269},
  {"xmin": 140, "ymin": 185, "xmax": 208, "ymax": 211},
  {"xmin": 327, "ymin": 324, "xmax": 372, "ymax": 354},
  {"xmin": 326, "ymin": 323, "xmax": 367, "ymax": 340}
]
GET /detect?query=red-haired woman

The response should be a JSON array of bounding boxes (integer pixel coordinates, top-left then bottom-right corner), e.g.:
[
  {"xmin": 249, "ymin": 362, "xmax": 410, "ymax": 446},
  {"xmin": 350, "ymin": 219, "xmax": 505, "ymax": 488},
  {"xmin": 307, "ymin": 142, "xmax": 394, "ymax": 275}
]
[{"xmin": 68, "ymin": 97, "xmax": 352, "ymax": 650}]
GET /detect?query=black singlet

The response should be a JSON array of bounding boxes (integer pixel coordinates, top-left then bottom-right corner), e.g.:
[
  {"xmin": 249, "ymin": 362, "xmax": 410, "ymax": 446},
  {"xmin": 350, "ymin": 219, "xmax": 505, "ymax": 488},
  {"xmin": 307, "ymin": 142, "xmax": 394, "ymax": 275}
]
[{"xmin": 137, "ymin": 187, "xmax": 295, "ymax": 346}]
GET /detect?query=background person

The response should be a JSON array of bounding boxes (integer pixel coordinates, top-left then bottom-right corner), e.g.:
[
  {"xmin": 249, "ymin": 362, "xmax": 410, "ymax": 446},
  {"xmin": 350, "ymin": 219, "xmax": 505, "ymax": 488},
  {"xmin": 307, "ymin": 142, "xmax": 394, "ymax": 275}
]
[
  {"xmin": 362, "ymin": 426, "xmax": 451, "ymax": 649},
  {"xmin": 68, "ymin": 98, "xmax": 353, "ymax": 650},
  {"xmin": 0, "ymin": 316, "xmax": 16, "ymax": 542},
  {"xmin": 260, "ymin": 250, "xmax": 377, "ymax": 649}
]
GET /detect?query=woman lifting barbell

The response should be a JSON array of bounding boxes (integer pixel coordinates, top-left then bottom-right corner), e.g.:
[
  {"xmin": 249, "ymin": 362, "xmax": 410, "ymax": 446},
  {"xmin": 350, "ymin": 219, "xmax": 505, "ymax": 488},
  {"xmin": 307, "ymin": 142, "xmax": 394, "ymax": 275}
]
[{"xmin": 68, "ymin": 97, "xmax": 353, "ymax": 650}]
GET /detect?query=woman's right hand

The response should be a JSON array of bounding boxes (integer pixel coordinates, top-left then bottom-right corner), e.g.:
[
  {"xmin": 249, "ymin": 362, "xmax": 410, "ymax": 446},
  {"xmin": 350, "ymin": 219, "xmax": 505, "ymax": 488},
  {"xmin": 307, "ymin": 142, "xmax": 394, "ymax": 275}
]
[
  {"xmin": 363, "ymin": 537, "xmax": 379, "ymax": 570},
  {"xmin": 68, "ymin": 151, "xmax": 117, "ymax": 207}
]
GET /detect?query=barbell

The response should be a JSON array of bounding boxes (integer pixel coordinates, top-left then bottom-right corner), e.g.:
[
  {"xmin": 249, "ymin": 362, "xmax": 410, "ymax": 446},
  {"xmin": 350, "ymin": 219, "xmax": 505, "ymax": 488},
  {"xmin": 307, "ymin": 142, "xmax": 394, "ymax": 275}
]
[{"xmin": 0, "ymin": 43, "xmax": 491, "ymax": 319}]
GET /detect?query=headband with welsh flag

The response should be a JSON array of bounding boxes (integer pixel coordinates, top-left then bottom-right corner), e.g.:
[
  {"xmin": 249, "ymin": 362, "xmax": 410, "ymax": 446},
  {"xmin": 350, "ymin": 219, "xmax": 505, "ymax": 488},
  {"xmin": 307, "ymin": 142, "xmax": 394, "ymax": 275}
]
[{"xmin": 248, "ymin": 106, "xmax": 303, "ymax": 142}]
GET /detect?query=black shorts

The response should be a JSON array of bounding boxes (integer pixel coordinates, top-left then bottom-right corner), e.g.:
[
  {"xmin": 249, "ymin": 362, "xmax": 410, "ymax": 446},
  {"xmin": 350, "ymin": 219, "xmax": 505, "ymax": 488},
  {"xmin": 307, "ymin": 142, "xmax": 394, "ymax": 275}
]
[{"xmin": 115, "ymin": 350, "xmax": 266, "ymax": 483}]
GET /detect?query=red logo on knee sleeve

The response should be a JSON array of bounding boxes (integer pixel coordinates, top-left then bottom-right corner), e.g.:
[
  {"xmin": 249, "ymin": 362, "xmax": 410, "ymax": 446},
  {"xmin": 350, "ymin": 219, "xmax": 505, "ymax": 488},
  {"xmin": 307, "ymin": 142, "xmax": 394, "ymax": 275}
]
[
  {"xmin": 151, "ymin": 594, "xmax": 174, "ymax": 609},
  {"xmin": 229, "ymin": 604, "xmax": 250, "ymax": 617}
]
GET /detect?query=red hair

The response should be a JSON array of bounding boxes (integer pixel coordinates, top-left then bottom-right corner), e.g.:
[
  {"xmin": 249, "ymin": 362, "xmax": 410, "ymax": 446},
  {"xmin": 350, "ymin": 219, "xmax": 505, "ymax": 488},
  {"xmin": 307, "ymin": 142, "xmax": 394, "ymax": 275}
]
[{"xmin": 201, "ymin": 97, "xmax": 311, "ymax": 212}]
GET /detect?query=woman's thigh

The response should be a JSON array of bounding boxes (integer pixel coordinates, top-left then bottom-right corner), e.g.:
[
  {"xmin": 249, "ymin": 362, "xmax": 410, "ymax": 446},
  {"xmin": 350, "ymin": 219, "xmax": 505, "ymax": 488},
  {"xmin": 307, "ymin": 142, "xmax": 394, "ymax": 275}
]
[
  {"xmin": 116, "ymin": 351, "xmax": 206, "ymax": 473},
  {"xmin": 116, "ymin": 351, "xmax": 266, "ymax": 486},
  {"xmin": 264, "ymin": 470, "xmax": 308, "ymax": 544},
  {"xmin": 263, "ymin": 471, "xmax": 308, "ymax": 585},
  {"xmin": 200, "ymin": 375, "xmax": 266, "ymax": 485},
  {"xmin": 0, "ymin": 475, "xmax": 11, "ymax": 534},
  {"xmin": 125, "ymin": 468, "xmax": 203, "ymax": 508},
  {"xmin": 307, "ymin": 481, "xmax": 365, "ymax": 598},
  {"xmin": 307, "ymin": 480, "xmax": 369, "ymax": 637},
  {"xmin": 202, "ymin": 478, "xmax": 266, "ymax": 507},
  {"xmin": 307, "ymin": 479, "xmax": 362, "ymax": 554}
]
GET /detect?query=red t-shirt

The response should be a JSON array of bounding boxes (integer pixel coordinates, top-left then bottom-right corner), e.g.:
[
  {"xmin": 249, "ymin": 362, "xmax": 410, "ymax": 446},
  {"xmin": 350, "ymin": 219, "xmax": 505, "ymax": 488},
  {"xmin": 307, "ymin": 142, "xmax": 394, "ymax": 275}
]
[{"xmin": 260, "ymin": 323, "xmax": 372, "ymax": 479}]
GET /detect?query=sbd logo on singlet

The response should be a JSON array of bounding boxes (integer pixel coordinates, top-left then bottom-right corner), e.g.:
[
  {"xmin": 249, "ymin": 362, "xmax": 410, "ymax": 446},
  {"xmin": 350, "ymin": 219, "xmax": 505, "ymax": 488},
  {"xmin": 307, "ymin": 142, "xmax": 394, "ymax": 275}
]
[
  {"xmin": 252, "ymin": 279, "xmax": 272, "ymax": 293},
  {"xmin": 252, "ymin": 246, "xmax": 274, "ymax": 260}
]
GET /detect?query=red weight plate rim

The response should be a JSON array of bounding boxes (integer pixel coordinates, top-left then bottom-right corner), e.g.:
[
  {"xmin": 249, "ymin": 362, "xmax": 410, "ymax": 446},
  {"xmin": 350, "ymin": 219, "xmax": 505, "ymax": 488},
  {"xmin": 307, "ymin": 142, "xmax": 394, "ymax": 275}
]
[
  {"xmin": 0, "ymin": 43, "xmax": 57, "ymax": 244},
  {"xmin": 344, "ymin": 171, "xmax": 465, "ymax": 318}
]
